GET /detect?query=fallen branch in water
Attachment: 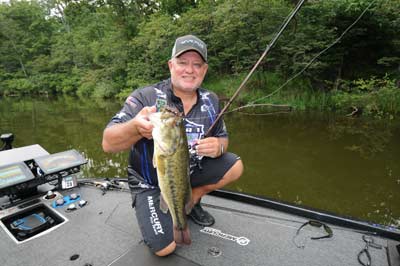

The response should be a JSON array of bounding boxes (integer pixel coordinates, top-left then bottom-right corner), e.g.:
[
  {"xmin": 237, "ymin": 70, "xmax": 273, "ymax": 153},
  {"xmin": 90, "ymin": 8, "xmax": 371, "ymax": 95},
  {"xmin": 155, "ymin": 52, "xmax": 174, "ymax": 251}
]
[
  {"xmin": 237, "ymin": 111, "xmax": 292, "ymax": 116},
  {"xmin": 346, "ymin": 106, "xmax": 359, "ymax": 117},
  {"xmin": 224, "ymin": 103, "xmax": 292, "ymax": 116},
  {"xmin": 231, "ymin": 103, "xmax": 292, "ymax": 112}
]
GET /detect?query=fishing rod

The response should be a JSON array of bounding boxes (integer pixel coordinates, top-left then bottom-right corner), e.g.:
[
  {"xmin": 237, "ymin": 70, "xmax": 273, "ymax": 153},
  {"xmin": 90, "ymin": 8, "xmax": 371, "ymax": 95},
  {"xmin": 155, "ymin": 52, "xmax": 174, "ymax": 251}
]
[
  {"xmin": 241, "ymin": 0, "xmax": 378, "ymax": 109},
  {"xmin": 205, "ymin": 0, "xmax": 307, "ymax": 137}
]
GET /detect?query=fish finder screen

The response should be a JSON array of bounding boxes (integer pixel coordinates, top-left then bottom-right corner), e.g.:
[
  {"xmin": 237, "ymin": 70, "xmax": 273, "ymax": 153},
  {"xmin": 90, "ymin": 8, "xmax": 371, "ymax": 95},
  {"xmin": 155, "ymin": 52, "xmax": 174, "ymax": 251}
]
[
  {"xmin": 0, "ymin": 163, "xmax": 35, "ymax": 189},
  {"xmin": 34, "ymin": 150, "xmax": 86, "ymax": 175}
]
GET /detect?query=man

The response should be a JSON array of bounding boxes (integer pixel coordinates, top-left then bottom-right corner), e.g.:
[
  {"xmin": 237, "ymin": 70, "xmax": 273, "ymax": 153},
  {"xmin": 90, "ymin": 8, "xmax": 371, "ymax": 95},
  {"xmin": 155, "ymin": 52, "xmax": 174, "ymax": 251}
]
[{"xmin": 102, "ymin": 35, "xmax": 243, "ymax": 256}]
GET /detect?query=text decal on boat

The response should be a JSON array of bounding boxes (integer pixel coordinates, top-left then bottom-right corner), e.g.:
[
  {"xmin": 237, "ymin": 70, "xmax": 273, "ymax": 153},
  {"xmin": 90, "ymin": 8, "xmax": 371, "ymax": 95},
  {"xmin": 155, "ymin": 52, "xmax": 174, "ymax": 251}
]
[{"xmin": 200, "ymin": 227, "xmax": 250, "ymax": 246}]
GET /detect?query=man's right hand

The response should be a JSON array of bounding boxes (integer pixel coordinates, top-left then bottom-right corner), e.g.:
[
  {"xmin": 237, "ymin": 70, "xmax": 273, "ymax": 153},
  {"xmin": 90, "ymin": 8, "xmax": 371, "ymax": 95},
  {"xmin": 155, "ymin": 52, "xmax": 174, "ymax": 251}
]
[
  {"xmin": 133, "ymin": 106, "xmax": 156, "ymax": 140},
  {"xmin": 102, "ymin": 106, "xmax": 157, "ymax": 153}
]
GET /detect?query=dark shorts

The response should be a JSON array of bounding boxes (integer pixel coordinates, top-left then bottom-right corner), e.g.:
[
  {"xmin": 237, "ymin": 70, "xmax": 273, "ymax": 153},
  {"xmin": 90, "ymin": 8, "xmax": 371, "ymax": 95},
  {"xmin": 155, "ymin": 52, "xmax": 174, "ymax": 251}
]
[{"xmin": 134, "ymin": 152, "xmax": 240, "ymax": 253}]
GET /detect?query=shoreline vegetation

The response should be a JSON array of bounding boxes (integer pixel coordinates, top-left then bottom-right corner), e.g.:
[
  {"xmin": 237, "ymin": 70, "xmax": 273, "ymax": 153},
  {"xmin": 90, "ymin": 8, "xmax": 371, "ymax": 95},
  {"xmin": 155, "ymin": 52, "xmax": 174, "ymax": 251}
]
[
  {"xmin": 1, "ymin": 0, "xmax": 399, "ymax": 118},
  {"xmin": 203, "ymin": 73, "xmax": 400, "ymax": 118}
]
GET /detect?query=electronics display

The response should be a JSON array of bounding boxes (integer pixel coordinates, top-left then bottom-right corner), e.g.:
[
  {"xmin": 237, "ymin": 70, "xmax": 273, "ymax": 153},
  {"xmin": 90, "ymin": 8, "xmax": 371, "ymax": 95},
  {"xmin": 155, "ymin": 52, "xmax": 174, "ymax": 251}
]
[
  {"xmin": 34, "ymin": 150, "xmax": 86, "ymax": 175},
  {"xmin": 0, "ymin": 163, "xmax": 35, "ymax": 190},
  {"xmin": 0, "ymin": 149, "xmax": 86, "ymax": 199}
]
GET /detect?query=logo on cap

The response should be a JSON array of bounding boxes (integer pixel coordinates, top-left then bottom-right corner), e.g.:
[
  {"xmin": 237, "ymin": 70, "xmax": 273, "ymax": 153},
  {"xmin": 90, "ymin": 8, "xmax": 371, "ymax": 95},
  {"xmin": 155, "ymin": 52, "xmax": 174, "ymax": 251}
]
[{"xmin": 172, "ymin": 35, "xmax": 207, "ymax": 62}]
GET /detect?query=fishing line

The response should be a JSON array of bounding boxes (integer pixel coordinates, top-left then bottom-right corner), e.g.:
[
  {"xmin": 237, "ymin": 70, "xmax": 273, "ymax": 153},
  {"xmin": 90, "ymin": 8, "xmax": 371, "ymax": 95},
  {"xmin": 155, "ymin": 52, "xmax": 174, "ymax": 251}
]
[
  {"xmin": 181, "ymin": 0, "xmax": 378, "ymax": 122},
  {"xmin": 168, "ymin": 1, "xmax": 307, "ymax": 124},
  {"xmin": 204, "ymin": 0, "xmax": 307, "ymax": 137},
  {"xmin": 232, "ymin": 0, "xmax": 379, "ymax": 113}
]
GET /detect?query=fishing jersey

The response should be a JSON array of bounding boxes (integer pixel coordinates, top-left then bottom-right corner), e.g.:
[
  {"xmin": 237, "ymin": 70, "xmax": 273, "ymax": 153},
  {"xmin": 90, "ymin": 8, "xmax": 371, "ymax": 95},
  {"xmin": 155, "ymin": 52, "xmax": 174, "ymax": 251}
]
[{"xmin": 106, "ymin": 78, "xmax": 228, "ymax": 194}]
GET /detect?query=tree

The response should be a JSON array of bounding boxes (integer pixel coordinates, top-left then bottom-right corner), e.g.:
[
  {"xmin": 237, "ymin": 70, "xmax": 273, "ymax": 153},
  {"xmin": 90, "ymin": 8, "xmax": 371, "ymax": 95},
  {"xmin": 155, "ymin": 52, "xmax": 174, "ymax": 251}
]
[{"xmin": 0, "ymin": 0, "xmax": 56, "ymax": 94}]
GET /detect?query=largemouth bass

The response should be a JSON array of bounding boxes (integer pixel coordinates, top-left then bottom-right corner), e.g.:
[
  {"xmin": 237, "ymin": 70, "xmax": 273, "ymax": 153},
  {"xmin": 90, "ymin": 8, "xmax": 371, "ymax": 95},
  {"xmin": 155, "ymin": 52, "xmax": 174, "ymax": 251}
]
[{"xmin": 149, "ymin": 107, "xmax": 193, "ymax": 245}]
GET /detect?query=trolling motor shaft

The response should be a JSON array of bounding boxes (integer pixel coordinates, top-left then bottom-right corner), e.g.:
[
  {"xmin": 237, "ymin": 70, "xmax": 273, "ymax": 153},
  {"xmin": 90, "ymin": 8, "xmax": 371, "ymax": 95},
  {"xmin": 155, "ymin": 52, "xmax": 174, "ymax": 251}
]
[{"xmin": 1, "ymin": 133, "xmax": 14, "ymax": 151}]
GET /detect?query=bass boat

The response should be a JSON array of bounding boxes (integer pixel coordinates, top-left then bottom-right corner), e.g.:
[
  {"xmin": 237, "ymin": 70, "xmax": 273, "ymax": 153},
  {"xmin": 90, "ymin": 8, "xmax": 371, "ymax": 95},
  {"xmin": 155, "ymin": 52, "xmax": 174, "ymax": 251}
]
[{"xmin": 0, "ymin": 133, "xmax": 399, "ymax": 266}]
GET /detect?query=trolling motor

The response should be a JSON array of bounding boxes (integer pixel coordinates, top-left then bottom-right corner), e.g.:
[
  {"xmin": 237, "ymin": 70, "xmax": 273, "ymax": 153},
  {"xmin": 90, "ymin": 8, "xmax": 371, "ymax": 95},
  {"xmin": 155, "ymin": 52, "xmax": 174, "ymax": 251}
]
[{"xmin": 1, "ymin": 133, "xmax": 14, "ymax": 151}]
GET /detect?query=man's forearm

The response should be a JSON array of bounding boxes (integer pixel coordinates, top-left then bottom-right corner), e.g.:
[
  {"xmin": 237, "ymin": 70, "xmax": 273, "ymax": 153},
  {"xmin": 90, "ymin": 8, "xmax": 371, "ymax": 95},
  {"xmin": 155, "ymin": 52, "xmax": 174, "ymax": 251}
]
[
  {"xmin": 102, "ymin": 106, "xmax": 156, "ymax": 153},
  {"xmin": 102, "ymin": 120, "xmax": 142, "ymax": 153}
]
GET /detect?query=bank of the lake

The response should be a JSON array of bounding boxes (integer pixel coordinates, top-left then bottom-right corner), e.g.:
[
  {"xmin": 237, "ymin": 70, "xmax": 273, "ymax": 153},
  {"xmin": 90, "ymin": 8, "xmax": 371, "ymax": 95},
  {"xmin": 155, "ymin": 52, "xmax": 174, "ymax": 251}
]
[
  {"xmin": 1, "ymin": 96, "xmax": 399, "ymax": 229},
  {"xmin": 201, "ymin": 73, "xmax": 400, "ymax": 119}
]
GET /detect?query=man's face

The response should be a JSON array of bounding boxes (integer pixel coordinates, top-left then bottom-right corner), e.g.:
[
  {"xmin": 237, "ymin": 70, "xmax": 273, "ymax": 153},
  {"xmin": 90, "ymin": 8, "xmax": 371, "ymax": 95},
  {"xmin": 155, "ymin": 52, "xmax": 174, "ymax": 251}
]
[{"xmin": 168, "ymin": 51, "xmax": 208, "ymax": 93}]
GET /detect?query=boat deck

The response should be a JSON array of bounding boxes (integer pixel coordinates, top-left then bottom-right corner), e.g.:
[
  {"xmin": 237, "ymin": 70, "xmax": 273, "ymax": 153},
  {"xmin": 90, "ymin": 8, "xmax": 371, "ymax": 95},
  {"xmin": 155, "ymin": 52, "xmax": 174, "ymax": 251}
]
[{"xmin": 0, "ymin": 183, "xmax": 398, "ymax": 266}]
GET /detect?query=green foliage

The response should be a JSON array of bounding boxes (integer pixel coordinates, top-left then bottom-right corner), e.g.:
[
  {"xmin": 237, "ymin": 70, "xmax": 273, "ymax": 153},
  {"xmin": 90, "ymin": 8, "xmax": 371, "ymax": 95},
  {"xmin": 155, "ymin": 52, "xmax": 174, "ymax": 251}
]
[
  {"xmin": 203, "ymin": 71, "xmax": 327, "ymax": 111},
  {"xmin": 332, "ymin": 76, "xmax": 400, "ymax": 117},
  {"xmin": 160, "ymin": 0, "xmax": 197, "ymax": 16},
  {"xmin": 203, "ymin": 73, "xmax": 247, "ymax": 99},
  {"xmin": 127, "ymin": 13, "xmax": 177, "ymax": 84},
  {"xmin": 0, "ymin": 0, "xmax": 55, "ymax": 78},
  {"xmin": 209, "ymin": 0, "xmax": 290, "ymax": 74},
  {"xmin": 271, "ymin": 0, "xmax": 400, "ymax": 89},
  {"xmin": 0, "ymin": 0, "xmax": 399, "ymax": 117},
  {"xmin": 4, "ymin": 78, "xmax": 35, "ymax": 95}
]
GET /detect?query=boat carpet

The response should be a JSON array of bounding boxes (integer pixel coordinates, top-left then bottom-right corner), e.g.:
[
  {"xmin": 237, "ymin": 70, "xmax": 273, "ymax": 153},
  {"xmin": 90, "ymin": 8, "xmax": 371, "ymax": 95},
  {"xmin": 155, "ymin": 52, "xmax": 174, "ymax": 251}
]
[
  {"xmin": 113, "ymin": 195, "xmax": 399, "ymax": 266},
  {"xmin": 0, "ymin": 185, "xmax": 398, "ymax": 266}
]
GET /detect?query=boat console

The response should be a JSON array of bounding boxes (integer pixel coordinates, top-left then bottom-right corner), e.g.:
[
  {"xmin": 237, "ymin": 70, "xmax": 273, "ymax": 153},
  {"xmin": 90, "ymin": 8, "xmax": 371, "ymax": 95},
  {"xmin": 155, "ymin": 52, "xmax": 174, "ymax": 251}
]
[
  {"xmin": 0, "ymin": 145, "xmax": 86, "ymax": 200},
  {"xmin": 0, "ymin": 142, "xmax": 86, "ymax": 243}
]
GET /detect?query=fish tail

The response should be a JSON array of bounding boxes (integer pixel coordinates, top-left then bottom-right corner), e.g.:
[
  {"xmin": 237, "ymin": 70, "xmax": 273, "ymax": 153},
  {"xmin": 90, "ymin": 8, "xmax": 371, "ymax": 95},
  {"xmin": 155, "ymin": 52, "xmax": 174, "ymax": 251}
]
[{"xmin": 173, "ymin": 225, "xmax": 191, "ymax": 245}]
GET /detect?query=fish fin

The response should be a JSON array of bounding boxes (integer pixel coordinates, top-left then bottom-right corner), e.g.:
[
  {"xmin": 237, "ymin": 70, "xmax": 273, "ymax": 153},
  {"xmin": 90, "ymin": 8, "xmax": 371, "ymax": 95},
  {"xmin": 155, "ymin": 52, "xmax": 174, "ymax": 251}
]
[
  {"xmin": 159, "ymin": 194, "xmax": 169, "ymax": 214},
  {"xmin": 184, "ymin": 197, "xmax": 194, "ymax": 215},
  {"xmin": 184, "ymin": 188, "xmax": 193, "ymax": 215},
  {"xmin": 174, "ymin": 225, "xmax": 191, "ymax": 245}
]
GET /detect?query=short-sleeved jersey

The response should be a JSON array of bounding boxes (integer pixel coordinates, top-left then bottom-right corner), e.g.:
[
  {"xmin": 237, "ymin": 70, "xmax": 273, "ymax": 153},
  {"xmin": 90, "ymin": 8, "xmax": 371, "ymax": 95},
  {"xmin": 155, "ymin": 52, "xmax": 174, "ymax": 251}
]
[{"xmin": 106, "ymin": 78, "xmax": 228, "ymax": 192}]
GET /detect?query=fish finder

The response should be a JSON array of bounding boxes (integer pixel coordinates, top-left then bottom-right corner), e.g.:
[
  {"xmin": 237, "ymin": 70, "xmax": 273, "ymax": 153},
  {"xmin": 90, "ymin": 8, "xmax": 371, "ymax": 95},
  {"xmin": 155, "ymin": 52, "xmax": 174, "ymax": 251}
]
[
  {"xmin": 34, "ymin": 150, "xmax": 86, "ymax": 190},
  {"xmin": 34, "ymin": 150, "xmax": 86, "ymax": 175},
  {"xmin": 0, "ymin": 163, "xmax": 35, "ymax": 190},
  {"xmin": 0, "ymin": 148, "xmax": 86, "ymax": 199}
]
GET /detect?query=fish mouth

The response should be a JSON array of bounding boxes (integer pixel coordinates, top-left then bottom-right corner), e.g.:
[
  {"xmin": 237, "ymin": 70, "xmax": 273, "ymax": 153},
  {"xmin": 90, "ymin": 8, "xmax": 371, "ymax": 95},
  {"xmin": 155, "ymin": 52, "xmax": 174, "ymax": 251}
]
[{"xmin": 148, "ymin": 113, "xmax": 160, "ymax": 125}]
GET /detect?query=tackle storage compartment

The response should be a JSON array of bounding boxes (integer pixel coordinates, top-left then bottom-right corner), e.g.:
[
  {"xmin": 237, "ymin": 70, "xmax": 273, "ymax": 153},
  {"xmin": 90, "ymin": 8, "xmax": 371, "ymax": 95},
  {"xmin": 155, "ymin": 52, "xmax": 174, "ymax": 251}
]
[{"xmin": 0, "ymin": 203, "xmax": 67, "ymax": 243}]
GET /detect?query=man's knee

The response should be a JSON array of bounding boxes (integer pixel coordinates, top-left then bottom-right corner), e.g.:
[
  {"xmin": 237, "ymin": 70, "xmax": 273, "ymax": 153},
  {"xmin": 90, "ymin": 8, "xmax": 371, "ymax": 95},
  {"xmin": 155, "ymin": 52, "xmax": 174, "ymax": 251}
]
[
  {"xmin": 155, "ymin": 241, "xmax": 176, "ymax": 257},
  {"xmin": 228, "ymin": 159, "xmax": 243, "ymax": 182}
]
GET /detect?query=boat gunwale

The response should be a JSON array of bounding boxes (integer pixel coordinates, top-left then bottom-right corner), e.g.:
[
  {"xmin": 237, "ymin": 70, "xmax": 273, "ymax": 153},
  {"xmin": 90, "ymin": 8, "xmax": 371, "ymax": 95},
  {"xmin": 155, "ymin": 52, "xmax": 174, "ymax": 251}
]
[{"xmin": 209, "ymin": 189, "xmax": 400, "ymax": 241}]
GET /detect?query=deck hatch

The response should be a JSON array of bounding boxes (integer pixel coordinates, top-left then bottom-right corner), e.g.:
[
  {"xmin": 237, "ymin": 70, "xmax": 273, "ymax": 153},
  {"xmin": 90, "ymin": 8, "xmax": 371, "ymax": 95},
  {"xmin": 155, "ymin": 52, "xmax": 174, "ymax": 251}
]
[{"xmin": 0, "ymin": 203, "xmax": 67, "ymax": 243}]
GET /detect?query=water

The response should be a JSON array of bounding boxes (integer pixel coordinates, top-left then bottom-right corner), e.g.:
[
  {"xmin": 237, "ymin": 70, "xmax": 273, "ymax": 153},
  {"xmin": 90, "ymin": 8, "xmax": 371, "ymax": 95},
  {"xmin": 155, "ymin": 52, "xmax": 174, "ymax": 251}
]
[{"xmin": 1, "ymin": 96, "xmax": 399, "ymax": 227}]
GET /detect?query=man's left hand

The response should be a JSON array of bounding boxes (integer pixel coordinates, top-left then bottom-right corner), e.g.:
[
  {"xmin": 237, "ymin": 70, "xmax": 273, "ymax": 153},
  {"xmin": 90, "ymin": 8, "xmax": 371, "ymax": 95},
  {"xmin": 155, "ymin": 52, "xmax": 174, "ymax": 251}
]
[{"xmin": 195, "ymin": 137, "xmax": 221, "ymax": 158}]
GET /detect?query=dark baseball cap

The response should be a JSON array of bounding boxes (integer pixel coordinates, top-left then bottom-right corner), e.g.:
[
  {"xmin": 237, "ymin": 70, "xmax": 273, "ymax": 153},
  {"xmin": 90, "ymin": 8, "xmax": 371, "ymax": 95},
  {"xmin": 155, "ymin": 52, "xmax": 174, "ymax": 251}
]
[{"xmin": 171, "ymin": 35, "xmax": 207, "ymax": 62}]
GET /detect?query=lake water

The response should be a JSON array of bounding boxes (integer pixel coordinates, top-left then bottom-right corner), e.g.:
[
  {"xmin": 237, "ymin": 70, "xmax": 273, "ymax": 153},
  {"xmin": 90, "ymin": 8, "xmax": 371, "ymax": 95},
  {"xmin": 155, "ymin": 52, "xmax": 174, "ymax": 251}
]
[{"xmin": 1, "ymin": 96, "xmax": 399, "ymax": 227}]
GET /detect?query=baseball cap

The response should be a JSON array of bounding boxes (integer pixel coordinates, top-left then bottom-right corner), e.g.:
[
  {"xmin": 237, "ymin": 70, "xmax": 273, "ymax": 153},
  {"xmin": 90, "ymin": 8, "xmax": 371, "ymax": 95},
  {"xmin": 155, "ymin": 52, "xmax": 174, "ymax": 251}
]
[{"xmin": 171, "ymin": 35, "xmax": 207, "ymax": 62}]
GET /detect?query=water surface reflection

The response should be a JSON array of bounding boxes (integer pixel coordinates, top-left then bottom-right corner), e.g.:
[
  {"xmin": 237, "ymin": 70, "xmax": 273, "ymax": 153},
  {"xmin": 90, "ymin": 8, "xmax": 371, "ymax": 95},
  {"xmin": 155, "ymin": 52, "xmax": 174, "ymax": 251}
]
[{"xmin": 1, "ymin": 96, "xmax": 399, "ymax": 227}]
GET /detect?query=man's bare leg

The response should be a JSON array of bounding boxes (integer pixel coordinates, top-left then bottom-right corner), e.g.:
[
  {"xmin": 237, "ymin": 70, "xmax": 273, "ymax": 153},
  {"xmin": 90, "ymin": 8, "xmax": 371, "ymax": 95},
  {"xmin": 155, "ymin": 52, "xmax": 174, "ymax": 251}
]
[
  {"xmin": 155, "ymin": 242, "xmax": 176, "ymax": 257},
  {"xmin": 192, "ymin": 159, "xmax": 243, "ymax": 204}
]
